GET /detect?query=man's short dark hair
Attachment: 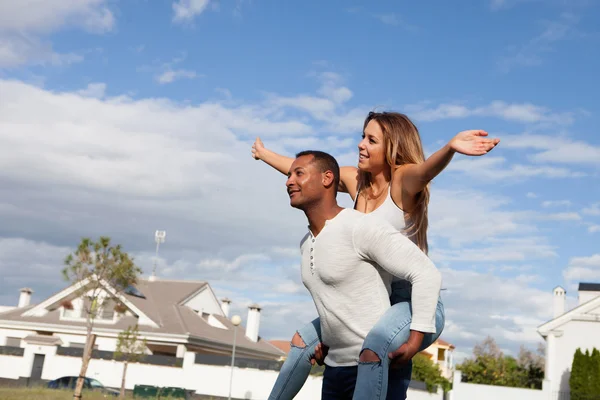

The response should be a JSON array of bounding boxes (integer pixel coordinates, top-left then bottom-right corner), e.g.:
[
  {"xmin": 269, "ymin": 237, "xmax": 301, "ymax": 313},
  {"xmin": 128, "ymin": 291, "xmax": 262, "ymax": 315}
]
[{"xmin": 296, "ymin": 150, "xmax": 340, "ymax": 194}]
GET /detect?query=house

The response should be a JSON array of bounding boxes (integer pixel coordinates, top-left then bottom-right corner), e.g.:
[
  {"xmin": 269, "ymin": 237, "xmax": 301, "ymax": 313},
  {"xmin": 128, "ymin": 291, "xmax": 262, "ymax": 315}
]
[
  {"xmin": 537, "ymin": 283, "xmax": 600, "ymax": 395},
  {"xmin": 420, "ymin": 338, "xmax": 455, "ymax": 379},
  {"xmin": 268, "ymin": 340, "xmax": 291, "ymax": 362},
  {"xmin": 0, "ymin": 277, "xmax": 291, "ymax": 399}
]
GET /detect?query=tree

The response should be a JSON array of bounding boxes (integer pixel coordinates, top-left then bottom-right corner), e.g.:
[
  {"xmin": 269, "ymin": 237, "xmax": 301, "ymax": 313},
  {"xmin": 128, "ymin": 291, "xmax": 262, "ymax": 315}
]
[
  {"xmin": 458, "ymin": 336, "xmax": 545, "ymax": 389},
  {"xmin": 516, "ymin": 344, "xmax": 545, "ymax": 389},
  {"xmin": 115, "ymin": 324, "xmax": 147, "ymax": 399},
  {"xmin": 62, "ymin": 237, "xmax": 142, "ymax": 400},
  {"xmin": 570, "ymin": 348, "xmax": 584, "ymax": 400},
  {"xmin": 412, "ymin": 353, "xmax": 452, "ymax": 393},
  {"xmin": 590, "ymin": 348, "xmax": 600, "ymax": 396}
]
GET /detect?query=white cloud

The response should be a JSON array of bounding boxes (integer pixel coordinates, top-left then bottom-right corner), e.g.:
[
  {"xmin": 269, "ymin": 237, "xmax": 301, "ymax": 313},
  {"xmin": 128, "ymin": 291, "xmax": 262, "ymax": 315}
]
[
  {"xmin": 0, "ymin": 238, "xmax": 71, "ymax": 306},
  {"xmin": 156, "ymin": 69, "xmax": 197, "ymax": 84},
  {"xmin": 589, "ymin": 225, "xmax": 600, "ymax": 233},
  {"xmin": 446, "ymin": 156, "xmax": 583, "ymax": 181},
  {"xmin": 0, "ymin": 34, "xmax": 83, "ymax": 68},
  {"xmin": 440, "ymin": 267, "xmax": 551, "ymax": 355},
  {"xmin": 405, "ymin": 100, "xmax": 573, "ymax": 125},
  {"xmin": 542, "ymin": 200, "xmax": 572, "ymax": 207},
  {"xmin": 583, "ymin": 203, "xmax": 600, "ymax": 216},
  {"xmin": 432, "ymin": 237, "xmax": 557, "ymax": 263},
  {"xmin": 77, "ymin": 82, "xmax": 107, "ymax": 99},
  {"xmin": 265, "ymin": 71, "xmax": 365, "ymax": 134},
  {"xmin": 539, "ymin": 212, "xmax": 581, "ymax": 221},
  {"xmin": 563, "ymin": 254, "xmax": 600, "ymax": 283},
  {"xmin": 527, "ymin": 192, "xmax": 537, "ymax": 198},
  {"xmin": 0, "ymin": 0, "xmax": 113, "ymax": 67},
  {"xmin": 501, "ymin": 133, "xmax": 600, "ymax": 165},
  {"xmin": 0, "ymin": 0, "xmax": 114, "ymax": 34},
  {"xmin": 172, "ymin": 0, "xmax": 212, "ymax": 23},
  {"xmin": 429, "ymin": 188, "xmax": 536, "ymax": 247}
]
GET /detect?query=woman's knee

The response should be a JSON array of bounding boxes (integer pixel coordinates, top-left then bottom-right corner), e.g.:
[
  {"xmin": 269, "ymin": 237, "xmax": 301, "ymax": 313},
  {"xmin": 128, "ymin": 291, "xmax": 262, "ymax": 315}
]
[
  {"xmin": 359, "ymin": 349, "xmax": 381, "ymax": 363},
  {"xmin": 291, "ymin": 332, "xmax": 306, "ymax": 348}
]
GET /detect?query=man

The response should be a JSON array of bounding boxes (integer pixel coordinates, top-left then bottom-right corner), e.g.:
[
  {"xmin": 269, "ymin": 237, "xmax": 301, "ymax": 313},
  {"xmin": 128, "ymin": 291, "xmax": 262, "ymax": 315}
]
[{"xmin": 286, "ymin": 150, "xmax": 442, "ymax": 399}]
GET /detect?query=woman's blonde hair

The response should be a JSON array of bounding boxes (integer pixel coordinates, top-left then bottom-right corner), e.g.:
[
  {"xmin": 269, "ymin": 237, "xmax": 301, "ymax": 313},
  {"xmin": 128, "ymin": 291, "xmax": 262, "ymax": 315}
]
[{"xmin": 359, "ymin": 111, "xmax": 430, "ymax": 254}]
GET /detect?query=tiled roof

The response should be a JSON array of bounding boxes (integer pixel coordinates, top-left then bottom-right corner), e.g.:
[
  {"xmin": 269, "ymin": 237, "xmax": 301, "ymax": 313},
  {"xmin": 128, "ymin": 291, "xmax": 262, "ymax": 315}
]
[
  {"xmin": 268, "ymin": 340, "xmax": 291, "ymax": 355},
  {"xmin": 435, "ymin": 338, "xmax": 455, "ymax": 349}
]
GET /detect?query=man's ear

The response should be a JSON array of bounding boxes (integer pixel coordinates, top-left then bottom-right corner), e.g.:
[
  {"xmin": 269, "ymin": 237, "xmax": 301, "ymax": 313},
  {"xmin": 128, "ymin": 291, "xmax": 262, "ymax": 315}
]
[{"xmin": 322, "ymin": 170, "xmax": 335, "ymax": 189}]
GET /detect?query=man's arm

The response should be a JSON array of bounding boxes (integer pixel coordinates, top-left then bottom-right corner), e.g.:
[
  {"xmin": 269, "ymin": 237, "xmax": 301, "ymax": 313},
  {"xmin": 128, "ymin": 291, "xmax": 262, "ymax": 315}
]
[{"xmin": 352, "ymin": 214, "xmax": 442, "ymax": 333}]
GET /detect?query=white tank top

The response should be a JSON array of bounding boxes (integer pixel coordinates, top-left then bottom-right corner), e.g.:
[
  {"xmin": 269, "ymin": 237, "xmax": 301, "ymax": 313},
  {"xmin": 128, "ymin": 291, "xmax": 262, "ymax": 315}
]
[
  {"xmin": 353, "ymin": 184, "xmax": 417, "ymax": 285},
  {"xmin": 353, "ymin": 184, "xmax": 416, "ymax": 241}
]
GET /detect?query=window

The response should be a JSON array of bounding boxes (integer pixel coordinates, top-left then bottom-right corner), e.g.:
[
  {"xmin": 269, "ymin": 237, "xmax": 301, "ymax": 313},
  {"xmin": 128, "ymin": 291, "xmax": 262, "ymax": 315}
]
[
  {"xmin": 437, "ymin": 348, "xmax": 445, "ymax": 362},
  {"xmin": 88, "ymin": 378, "xmax": 104, "ymax": 389},
  {"xmin": 70, "ymin": 342, "xmax": 99, "ymax": 350},
  {"xmin": 6, "ymin": 337, "xmax": 21, "ymax": 347}
]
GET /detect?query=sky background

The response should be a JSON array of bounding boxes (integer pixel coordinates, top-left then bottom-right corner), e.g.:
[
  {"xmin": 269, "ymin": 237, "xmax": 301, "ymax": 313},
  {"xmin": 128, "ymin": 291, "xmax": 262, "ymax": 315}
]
[{"xmin": 1, "ymin": 0, "xmax": 599, "ymax": 363}]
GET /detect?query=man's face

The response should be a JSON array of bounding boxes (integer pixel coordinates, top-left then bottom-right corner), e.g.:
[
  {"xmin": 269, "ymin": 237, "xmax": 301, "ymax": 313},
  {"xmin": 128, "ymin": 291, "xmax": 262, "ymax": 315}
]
[{"xmin": 286, "ymin": 155, "xmax": 325, "ymax": 209}]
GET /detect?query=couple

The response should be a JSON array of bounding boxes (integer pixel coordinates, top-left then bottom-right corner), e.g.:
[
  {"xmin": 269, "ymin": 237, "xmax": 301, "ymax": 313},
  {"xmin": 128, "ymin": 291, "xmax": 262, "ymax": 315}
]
[{"xmin": 253, "ymin": 111, "xmax": 499, "ymax": 399}]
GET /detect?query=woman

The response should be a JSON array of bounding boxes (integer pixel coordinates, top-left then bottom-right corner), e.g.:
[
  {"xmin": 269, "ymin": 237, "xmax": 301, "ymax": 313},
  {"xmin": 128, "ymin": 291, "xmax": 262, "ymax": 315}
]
[{"xmin": 253, "ymin": 111, "xmax": 499, "ymax": 399}]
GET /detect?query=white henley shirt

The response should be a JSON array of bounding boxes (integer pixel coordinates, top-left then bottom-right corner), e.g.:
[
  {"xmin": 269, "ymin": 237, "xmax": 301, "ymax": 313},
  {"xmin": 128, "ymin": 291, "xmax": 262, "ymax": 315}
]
[{"xmin": 300, "ymin": 208, "xmax": 442, "ymax": 367}]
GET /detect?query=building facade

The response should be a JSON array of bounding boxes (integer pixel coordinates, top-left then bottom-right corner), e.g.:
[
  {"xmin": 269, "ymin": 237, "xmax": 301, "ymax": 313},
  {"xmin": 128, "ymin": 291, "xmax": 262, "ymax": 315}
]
[{"xmin": 537, "ymin": 282, "xmax": 600, "ymax": 397}]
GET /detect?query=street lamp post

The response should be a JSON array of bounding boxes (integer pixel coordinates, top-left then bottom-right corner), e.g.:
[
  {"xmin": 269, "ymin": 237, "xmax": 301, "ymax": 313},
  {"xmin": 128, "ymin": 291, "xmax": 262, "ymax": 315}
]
[{"xmin": 228, "ymin": 315, "xmax": 242, "ymax": 400}]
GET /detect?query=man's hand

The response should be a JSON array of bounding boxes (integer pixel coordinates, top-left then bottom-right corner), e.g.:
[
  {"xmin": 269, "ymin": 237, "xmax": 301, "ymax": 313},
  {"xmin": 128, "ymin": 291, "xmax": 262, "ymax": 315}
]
[
  {"xmin": 388, "ymin": 331, "xmax": 424, "ymax": 368},
  {"xmin": 311, "ymin": 343, "xmax": 329, "ymax": 366}
]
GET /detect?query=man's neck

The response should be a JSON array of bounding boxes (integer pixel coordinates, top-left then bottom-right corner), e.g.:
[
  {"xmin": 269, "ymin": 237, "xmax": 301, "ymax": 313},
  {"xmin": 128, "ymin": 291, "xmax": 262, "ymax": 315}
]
[{"xmin": 304, "ymin": 199, "xmax": 344, "ymax": 237}]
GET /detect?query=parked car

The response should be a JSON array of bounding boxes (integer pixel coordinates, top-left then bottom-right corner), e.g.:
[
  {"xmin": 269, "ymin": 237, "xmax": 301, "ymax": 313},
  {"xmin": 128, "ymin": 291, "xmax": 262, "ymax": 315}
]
[{"xmin": 47, "ymin": 376, "xmax": 119, "ymax": 397}]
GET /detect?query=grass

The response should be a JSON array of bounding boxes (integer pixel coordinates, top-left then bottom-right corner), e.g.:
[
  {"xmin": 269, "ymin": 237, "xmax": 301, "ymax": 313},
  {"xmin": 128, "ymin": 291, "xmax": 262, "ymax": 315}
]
[
  {"xmin": 0, "ymin": 387, "xmax": 200, "ymax": 399},
  {"xmin": 0, "ymin": 387, "xmax": 131, "ymax": 400}
]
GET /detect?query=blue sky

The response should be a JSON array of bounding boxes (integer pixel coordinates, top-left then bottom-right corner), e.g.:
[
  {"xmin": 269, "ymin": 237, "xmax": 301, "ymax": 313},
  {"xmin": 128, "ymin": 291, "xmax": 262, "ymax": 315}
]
[{"xmin": 0, "ymin": 0, "xmax": 599, "ymax": 362}]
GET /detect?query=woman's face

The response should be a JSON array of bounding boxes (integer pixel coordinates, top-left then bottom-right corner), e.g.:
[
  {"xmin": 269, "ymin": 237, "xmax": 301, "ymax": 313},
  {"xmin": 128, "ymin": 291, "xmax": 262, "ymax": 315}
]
[{"xmin": 358, "ymin": 119, "xmax": 386, "ymax": 172}]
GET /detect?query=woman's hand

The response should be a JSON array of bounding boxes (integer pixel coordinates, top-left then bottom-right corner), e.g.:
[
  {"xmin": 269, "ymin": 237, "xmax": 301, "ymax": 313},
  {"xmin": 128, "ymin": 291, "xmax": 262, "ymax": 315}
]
[
  {"xmin": 251, "ymin": 137, "xmax": 265, "ymax": 160},
  {"xmin": 449, "ymin": 130, "xmax": 500, "ymax": 156}
]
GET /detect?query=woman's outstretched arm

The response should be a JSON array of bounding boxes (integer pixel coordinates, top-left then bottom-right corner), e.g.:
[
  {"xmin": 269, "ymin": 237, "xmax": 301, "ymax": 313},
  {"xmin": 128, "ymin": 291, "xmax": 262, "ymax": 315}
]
[
  {"xmin": 252, "ymin": 137, "xmax": 359, "ymax": 195},
  {"xmin": 394, "ymin": 129, "xmax": 500, "ymax": 197}
]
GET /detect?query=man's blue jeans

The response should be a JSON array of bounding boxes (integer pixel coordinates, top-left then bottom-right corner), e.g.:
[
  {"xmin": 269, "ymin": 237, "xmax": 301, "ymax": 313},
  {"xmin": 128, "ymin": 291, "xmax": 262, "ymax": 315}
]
[{"xmin": 268, "ymin": 285, "xmax": 445, "ymax": 400}]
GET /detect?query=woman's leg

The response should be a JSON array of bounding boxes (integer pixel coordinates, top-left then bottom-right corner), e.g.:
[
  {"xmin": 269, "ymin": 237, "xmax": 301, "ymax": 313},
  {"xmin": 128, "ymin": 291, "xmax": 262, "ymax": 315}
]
[
  {"xmin": 268, "ymin": 318, "xmax": 322, "ymax": 400},
  {"xmin": 352, "ymin": 295, "xmax": 445, "ymax": 400}
]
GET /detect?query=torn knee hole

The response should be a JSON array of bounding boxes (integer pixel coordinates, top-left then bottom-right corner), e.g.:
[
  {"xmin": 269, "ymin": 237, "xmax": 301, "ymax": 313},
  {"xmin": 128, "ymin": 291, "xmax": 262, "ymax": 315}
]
[
  {"xmin": 359, "ymin": 349, "xmax": 381, "ymax": 363},
  {"xmin": 291, "ymin": 332, "xmax": 306, "ymax": 348}
]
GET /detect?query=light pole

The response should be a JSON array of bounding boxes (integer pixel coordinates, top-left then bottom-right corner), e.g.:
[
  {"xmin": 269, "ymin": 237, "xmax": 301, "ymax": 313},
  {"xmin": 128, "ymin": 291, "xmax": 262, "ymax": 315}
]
[
  {"xmin": 151, "ymin": 230, "xmax": 166, "ymax": 281},
  {"xmin": 228, "ymin": 314, "xmax": 241, "ymax": 400}
]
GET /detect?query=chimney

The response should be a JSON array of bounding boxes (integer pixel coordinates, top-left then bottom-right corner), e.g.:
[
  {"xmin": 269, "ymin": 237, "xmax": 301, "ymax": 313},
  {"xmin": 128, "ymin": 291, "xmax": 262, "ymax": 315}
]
[
  {"xmin": 18, "ymin": 288, "xmax": 33, "ymax": 308},
  {"xmin": 221, "ymin": 298, "xmax": 231, "ymax": 317},
  {"xmin": 245, "ymin": 304, "xmax": 261, "ymax": 342},
  {"xmin": 553, "ymin": 286, "xmax": 566, "ymax": 318}
]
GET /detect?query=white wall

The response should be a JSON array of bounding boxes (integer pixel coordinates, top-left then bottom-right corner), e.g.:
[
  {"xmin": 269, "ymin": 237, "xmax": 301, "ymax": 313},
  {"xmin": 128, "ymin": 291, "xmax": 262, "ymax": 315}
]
[
  {"xmin": 407, "ymin": 388, "xmax": 444, "ymax": 400},
  {"xmin": 0, "ymin": 341, "xmax": 442, "ymax": 400},
  {"xmin": 449, "ymin": 371, "xmax": 548, "ymax": 400},
  {"xmin": 550, "ymin": 319, "xmax": 600, "ymax": 393}
]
